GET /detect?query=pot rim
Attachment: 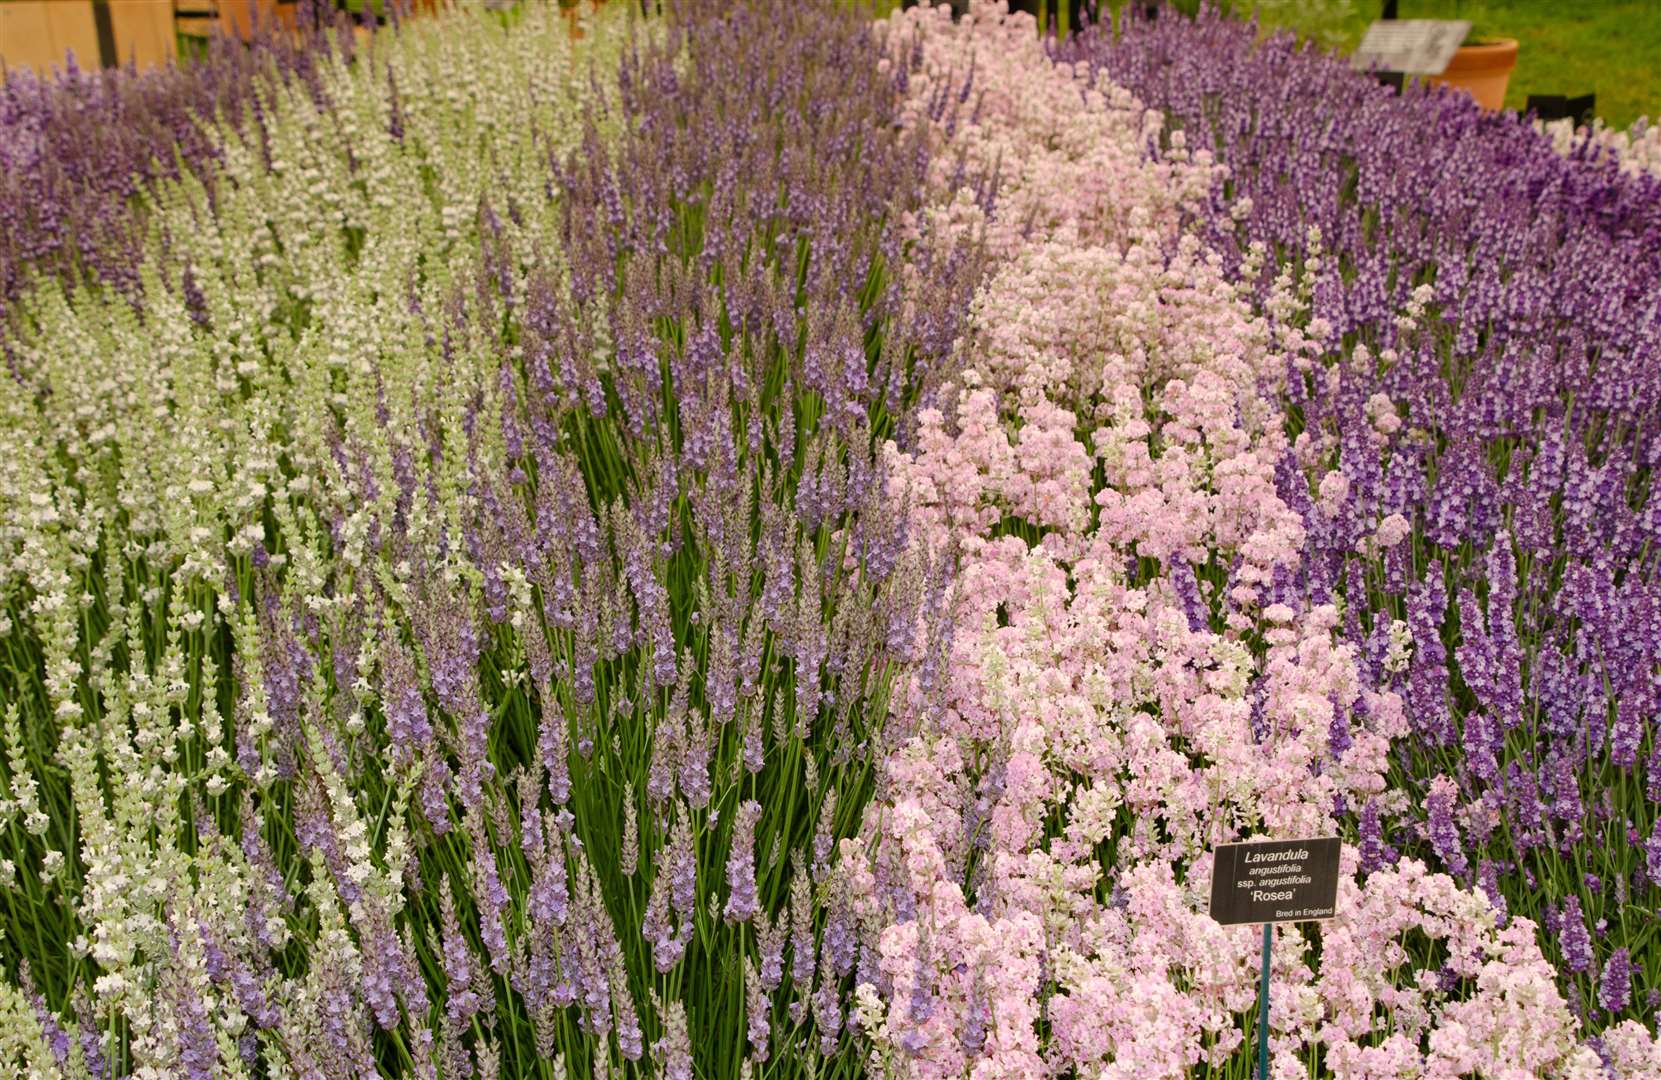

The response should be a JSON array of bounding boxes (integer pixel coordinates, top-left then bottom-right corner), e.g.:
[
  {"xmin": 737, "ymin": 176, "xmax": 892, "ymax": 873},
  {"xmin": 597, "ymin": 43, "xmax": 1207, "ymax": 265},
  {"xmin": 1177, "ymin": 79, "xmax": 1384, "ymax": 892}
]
[{"xmin": 1442, "ymin": 37, "xmax": 1518, "ymax": 72}]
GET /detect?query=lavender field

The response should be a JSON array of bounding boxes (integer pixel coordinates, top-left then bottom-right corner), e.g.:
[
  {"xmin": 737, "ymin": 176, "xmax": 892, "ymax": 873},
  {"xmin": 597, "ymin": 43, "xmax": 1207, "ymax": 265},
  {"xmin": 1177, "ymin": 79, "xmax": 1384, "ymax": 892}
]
[{"xmin": 0, "ymin": 1, "xmax": 1655, "ymax": 1077}]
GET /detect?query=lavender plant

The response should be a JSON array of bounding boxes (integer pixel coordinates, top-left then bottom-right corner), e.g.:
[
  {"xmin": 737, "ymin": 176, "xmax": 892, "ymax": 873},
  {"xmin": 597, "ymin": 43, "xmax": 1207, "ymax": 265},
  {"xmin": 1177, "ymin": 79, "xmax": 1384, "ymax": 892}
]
[
  {"xmin": 0, "ymin": 4, "xmax": 362, "ymax": 322},
  {"xmin": 8, "ymin": 0, "xmax": 1660, "ymax": 1073},
  {"xmin": 0, "ymin": 3, "xmax": 633, "ymax": 1074},
  {"xmin": 0, "ymin": 0, "xmax": 987, "ymax": 1075},
  {"xmin": 1063, "ymin": 1, "xmax": 1661, "ymax": 1036}
]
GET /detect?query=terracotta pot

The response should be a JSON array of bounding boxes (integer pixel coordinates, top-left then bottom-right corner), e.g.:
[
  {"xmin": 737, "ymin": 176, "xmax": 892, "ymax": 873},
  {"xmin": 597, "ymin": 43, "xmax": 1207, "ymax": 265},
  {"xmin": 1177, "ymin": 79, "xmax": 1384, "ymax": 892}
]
[{"xmin": 1424, "ymin": 39, "xmax": 1518, "ymax": 111}]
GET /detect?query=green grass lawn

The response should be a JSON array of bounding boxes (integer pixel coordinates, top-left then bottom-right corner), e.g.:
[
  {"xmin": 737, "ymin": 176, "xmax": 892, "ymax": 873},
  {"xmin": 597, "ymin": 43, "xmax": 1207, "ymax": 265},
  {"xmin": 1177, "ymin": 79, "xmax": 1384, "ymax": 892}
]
[{"xmin": 1222, "ymin": 0, "xmax": 1661, "ymax": 127}]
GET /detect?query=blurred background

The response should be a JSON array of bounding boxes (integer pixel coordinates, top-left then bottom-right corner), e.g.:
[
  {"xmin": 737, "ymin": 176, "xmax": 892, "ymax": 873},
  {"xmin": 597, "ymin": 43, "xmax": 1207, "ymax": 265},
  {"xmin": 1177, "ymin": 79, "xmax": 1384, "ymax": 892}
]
[
  {"xmin": 1194, "ymin": 0, "xmax": 1660, "ymax": 128},
  {"xmin": 2, "ymin": 1, "xmax": 1657, "ymax": 127},
  {"xmin": 972, "ymin": 0, "xmax": 1661, "ymax": 127},
  {"xmin": 0, "ymin": 1, "xmax": 434, "ymax": 75}
]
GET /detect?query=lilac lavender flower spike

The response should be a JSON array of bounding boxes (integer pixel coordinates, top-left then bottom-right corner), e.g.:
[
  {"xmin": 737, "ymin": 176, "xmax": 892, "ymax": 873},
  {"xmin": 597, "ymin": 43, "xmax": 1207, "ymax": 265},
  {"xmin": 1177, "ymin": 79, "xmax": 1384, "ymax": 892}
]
[
  {"xmin": 724, "ymin": 800, "xmax": 762, "ymax": 924},
  {"xmin": 1425, "ymin": 775, "xmax": 1469, "ymax": 879},
  {"xmin": 744, "ymin": 958, "xmax": 771, "ymax": 1064},
  {"xmin": 1559, "ymin": 895, "xmax": 1594, "ymax": 974}
]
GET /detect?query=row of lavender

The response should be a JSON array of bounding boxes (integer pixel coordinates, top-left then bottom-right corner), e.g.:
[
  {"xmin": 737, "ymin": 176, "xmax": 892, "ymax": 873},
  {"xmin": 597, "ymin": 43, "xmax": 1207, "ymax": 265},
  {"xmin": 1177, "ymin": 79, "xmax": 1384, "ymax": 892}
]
[
  {"xmin": 0, "ymin": 0, "xmax": 395, "ymax": 321},
  {"xmin": 1539, "ymin": 118, "xmax": 1661, "ymax": 181},
  {"xmin": 0, "ymin": 0, "xmax": 989, "ymax": 1075},
  {"xmin": 827, "ymin": 4, "xmax": 1656, "ymax": 1077},
  {"xmin": 3, "ymin": 0, "xmax": 1656, "ymax": 1077},
  {"xmin": 1059, "ymin": 0, "xmax": 1661, "ymax": 1046}
]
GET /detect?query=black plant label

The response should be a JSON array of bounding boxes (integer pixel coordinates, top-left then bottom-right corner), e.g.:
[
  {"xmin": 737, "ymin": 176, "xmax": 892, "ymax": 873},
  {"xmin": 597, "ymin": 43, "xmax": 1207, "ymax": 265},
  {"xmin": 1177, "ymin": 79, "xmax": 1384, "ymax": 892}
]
[{"xmin": 1209, "ymin": 836, "xmax": 1342, "ymax": 926}]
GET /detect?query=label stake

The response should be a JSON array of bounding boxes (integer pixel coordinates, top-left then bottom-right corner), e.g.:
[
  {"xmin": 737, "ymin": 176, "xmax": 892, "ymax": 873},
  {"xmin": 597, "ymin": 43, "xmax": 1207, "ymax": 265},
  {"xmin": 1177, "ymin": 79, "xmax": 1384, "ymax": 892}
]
[
  {"xmin": 1258, "ymin": 921, "xmax": 1272, "ymax": 1080},
  {"xmin": 1207, "ymin": 836, "xmax": 1343, "ymax": 1080}
]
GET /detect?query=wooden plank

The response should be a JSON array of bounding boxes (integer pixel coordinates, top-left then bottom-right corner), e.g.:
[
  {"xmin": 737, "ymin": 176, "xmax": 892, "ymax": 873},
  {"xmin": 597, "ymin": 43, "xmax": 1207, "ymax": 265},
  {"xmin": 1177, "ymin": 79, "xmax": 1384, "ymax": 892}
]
[
  {"xmin": 1, "ymin": 2, "xmax": 60, "ymax": 76},
  {"xmin": 107, "ymin": 0, "xmax": 176, "ymax": 69},
  {"xmin": 45, "ymin": 1, "xmax": 103, "ymax": 72}
]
